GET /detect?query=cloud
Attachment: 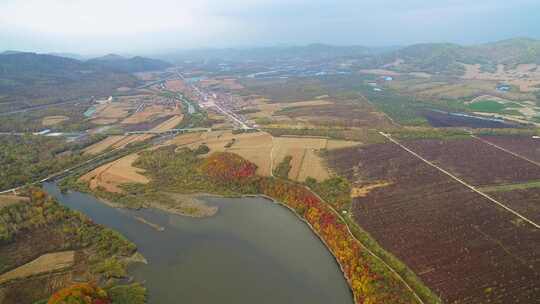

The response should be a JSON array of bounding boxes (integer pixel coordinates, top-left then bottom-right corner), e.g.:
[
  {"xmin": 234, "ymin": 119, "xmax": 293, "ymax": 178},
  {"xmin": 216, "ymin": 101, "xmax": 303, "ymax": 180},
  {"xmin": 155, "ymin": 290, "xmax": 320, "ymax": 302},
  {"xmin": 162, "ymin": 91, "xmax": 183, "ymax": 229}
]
[{"xmin": 0, "ymin": 0, "xmax": 539, "ymax": 53}]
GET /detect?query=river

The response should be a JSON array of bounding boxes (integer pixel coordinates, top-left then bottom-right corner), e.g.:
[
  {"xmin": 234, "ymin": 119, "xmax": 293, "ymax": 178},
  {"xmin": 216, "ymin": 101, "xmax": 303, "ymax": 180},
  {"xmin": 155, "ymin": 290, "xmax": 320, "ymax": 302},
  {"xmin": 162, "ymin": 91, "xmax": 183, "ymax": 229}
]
[{"xmin": 43, "ymin": 183, "xmax": 353, "ymax": 304}]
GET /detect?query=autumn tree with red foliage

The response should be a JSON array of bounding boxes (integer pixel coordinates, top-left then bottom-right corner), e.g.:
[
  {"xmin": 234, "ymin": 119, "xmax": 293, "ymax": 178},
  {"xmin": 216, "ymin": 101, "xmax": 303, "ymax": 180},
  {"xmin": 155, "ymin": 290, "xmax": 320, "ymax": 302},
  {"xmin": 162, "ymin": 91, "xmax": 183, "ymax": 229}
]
[
  {"xmin": 48, "ymin": 283, "xmax": 111, "ymax": 304},
  {"xmin": 258, "ymin": 178, "xmax": 414, "ymax": 304},
  {"xmin": 199, "ymin": 152, "xmax": 258, "ymax": 183}
]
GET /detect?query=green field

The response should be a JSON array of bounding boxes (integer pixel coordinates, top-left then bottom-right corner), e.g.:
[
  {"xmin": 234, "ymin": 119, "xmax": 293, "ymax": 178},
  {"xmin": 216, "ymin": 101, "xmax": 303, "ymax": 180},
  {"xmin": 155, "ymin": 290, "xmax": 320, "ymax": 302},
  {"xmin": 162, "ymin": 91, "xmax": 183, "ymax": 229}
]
[
  {"xmin": 479, "ymin": 180, "xmax": 540, "ymax": 192},
  {"xmin": 467, "ymin": 100, "xmax": 523, "ymax": 115}
]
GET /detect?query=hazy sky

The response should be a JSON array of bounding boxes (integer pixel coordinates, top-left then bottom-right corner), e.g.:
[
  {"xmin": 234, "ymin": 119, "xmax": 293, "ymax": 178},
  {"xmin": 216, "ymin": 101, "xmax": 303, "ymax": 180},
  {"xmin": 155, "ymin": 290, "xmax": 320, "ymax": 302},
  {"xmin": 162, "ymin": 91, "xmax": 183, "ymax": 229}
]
[{"xmin": 1, "ymin": 0, "xmax": 539, "ymax": 54}]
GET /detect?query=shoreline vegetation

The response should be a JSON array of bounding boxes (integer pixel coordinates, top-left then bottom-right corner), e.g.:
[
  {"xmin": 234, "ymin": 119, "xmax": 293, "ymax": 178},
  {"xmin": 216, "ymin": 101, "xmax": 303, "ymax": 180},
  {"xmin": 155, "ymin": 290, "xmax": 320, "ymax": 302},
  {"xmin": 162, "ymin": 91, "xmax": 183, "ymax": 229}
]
[
  {"xmin": 0, "ymin": 187, "xmax": 146, "ymax": 303},
  {"xmin": 62, "ymin": 146, "xmax": 440, "ymax": 304}
]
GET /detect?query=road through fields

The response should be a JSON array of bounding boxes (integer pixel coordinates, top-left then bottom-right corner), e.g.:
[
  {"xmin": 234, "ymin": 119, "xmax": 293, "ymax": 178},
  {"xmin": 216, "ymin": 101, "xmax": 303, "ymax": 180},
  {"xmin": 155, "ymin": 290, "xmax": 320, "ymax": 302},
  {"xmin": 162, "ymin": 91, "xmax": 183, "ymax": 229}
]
[{"xmin": 379, "ymin": 132, "xmax": 540, "ymax": 229}]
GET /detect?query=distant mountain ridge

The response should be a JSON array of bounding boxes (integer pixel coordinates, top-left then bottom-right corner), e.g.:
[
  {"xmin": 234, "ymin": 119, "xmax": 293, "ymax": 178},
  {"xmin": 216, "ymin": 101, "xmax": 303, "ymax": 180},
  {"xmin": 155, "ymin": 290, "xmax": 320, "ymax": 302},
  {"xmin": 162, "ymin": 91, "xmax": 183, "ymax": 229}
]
[
  {"xmin": 0, "ymin": 52, "xmax": 170, "ymax": 107},
  {"xmin": 157, "ymin": 44, "xmax": 398, "ymax": 63},
  {"xmin": 86, "ymin": 54, "xmax": 172, "ymax": 73},
  {"xmin": 383, "ymin": 37, "xmax": 540, "ymax": 74}
]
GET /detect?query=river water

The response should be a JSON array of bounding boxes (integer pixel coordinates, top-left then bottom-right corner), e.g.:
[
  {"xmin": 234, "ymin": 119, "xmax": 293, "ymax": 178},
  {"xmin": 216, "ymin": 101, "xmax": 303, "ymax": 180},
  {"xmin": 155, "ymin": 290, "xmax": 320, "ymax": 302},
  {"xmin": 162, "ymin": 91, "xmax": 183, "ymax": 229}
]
[{"xmin": 43, "ymin": 183, "xmax": 353, "ymax": 304}]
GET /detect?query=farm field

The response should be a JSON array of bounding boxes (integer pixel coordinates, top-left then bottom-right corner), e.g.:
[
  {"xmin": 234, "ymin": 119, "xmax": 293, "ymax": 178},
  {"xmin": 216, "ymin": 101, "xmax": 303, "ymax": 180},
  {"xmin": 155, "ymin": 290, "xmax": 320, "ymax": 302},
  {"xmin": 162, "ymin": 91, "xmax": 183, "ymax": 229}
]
[
  {"xmin": 0, "ymin": 194, "xmax": 29, "ymax": 208},
  {"xmin": 490, "ymin": 188, "xmax": 540, "ymax": 223},
  {"xmin": 80, "ymin": 153, "xmax": 149, "ymax": 193},
  {"xmin": 121, "ymin": 104, "xmax": 180, "ymax": 125},
  {"xmin": 327, "ymin": 143, "xmax": 540, "ymax": 304},
  {"xmin": 420, "ymin": 110, "xmax": 518, "ymax": 128},
  {"xmin": 83, "ymin": 135, "xmax": 127, "ymax": 155},
  {"xmin": 41, "ymin": 115, "xmax": 69, "ymax": 126},
  {"xmin": 163, "ymin": 130, "xmax": 360, "ymax": 181},
  {"xmin": 277, "ymin": 102, "xmax": 394, "ymax": 128},
  {"xmin": 90, "ymin": 102, "xmax": 134, "ymax": 124},
  {"xmin": 478, "ymin": 135, "xmax": 540, "ymax": 163},
  {"xmin": 403, "ymin": 137, "xmax": 540, "ymax": 185},
  {"xmin": 0, "ymin": 251, "xmax": 75, "ymax": 284}
]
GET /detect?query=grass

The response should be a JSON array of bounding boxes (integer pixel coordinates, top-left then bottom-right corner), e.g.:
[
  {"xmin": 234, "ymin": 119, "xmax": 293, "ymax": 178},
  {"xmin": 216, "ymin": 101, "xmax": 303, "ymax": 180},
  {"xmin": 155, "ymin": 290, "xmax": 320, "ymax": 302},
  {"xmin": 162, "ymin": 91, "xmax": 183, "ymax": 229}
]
[
  {"xmin": 466, "ymin": 100, "xmax": 525, "ymax": 116},
  {"xmin": 468, "ymin": 100, "xmax": 507, "ymax": 112},
  {"xmin": 478, "ymin": 180, "xmax": 540, "ymax": 192},
  {"xmin": 390, "ymin": 128, "xmax": 471, "ymax": 140}
]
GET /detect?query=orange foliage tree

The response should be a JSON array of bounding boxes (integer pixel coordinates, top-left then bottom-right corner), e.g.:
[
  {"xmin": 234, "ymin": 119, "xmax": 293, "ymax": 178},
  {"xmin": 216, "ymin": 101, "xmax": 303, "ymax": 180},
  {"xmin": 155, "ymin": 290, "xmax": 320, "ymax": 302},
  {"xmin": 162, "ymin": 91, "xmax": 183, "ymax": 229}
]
[
  {"xmin": 199, "ymin": 152, "xmax": 258, "ymax": 183},
  {"xmin": 258, "ymin": 178, "xmax": 411, "ymax": 303},
  {"xmin": 48, "ymin": 283, "xmax": 111, "ymax": 304}
]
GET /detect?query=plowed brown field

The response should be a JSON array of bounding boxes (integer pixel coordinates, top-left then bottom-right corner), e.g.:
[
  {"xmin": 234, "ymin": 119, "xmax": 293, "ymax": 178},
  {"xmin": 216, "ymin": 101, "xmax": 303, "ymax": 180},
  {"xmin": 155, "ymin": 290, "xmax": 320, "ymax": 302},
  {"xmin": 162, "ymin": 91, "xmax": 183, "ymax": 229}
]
[{"xmin": 328, "ymin": 143, "xmax": 540, "ymax": 304}]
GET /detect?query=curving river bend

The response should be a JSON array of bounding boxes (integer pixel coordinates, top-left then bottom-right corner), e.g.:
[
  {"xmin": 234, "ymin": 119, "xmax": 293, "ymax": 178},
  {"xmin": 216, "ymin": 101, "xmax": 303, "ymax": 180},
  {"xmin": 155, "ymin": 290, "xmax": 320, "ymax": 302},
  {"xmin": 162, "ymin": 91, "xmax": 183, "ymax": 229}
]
[{"xmin": 44, "ymin": 183, "xmax": 353, "ymax": 304}]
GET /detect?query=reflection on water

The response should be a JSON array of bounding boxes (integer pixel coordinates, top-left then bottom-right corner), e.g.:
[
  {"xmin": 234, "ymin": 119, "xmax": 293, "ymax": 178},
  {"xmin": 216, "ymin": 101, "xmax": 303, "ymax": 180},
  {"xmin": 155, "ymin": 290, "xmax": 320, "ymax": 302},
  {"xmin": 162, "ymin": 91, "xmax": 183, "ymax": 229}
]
[{"xmin": 44, "ymin": 183, "xmax": 353, "ymax": 304}]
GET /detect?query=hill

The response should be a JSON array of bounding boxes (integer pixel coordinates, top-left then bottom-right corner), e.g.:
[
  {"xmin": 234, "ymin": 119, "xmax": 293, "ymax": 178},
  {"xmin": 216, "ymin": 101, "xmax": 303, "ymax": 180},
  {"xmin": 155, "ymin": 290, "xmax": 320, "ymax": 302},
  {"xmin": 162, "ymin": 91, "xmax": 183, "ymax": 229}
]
[
  {"xmin": 0, "ymin": 50, "xmax": 26, "ymax": 56},
  {"xmin": 87, "ymin": 54, "xmax": 172, "ymax": 73},
  {"xmin": 0, "ymin": 52, "xmax": 137, "ymax": 109},
  {"xmin": 158, "ymin": 44, "xmax": 394, "ymax": 63},
  {"xmin": 383, "ymin": 38, "xmax": 540, "ymax": 75},
  {"xmin": 46, "ymin": 52, "xmax": 87, "ymax": 61},
  {"xmin": 473, "ymin": 37, "xmax": 540, "ymax": 65}
]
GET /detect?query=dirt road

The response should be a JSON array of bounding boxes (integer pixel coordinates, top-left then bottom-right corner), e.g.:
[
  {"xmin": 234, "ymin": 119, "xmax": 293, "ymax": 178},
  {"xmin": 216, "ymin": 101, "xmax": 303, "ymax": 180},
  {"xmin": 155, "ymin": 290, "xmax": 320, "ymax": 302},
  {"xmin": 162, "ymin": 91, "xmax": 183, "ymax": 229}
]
[{"xmin": 379, "ymin": 132, "xmax": 540, "ymax": 229}]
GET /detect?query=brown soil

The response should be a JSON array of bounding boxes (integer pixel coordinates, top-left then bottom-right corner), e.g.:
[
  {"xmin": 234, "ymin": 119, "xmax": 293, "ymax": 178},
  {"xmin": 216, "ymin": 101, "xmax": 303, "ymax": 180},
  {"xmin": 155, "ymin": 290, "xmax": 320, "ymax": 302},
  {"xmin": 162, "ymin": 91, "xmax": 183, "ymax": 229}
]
[
  {"xmin": 406, "ymin": 138, "xmax": 540, "ymax": 186},
  {"xmin": 328, "ymin": 143, "xmax": 540, "ymax": 303}
]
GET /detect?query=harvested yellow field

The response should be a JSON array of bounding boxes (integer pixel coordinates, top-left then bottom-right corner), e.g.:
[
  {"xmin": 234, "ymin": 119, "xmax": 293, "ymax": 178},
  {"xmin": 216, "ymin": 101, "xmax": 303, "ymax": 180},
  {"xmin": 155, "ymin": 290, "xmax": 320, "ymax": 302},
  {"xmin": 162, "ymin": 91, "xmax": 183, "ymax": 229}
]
[
  {"xmin": 272, "ymin": 137, "xmax": 327, "ymax": 181},
  {"xmin": 121, "ymin": 107, "xmax": 157, "ymax": 124},
  {"xmin": 42, "ymin": 115, "xmax": 69, "ymax": 126},
  {"xmin": 199, "ymin": 131, "xmax": 274, "ymax": 176},
  {"xmin": 121, "ymin": 104, "xmax": 181, "ymax": 124},
  {"xmin": 0, "ymin": 194, "xmax": 28, "ymax": 208},
  {"xmin": 90, "ymin": 118, "xmax": 119, "ymax": 125},
  {"xmin": 83, "ymin": 135, "xmax": 127, "ymax": 155},
  {"xmin": 273, "ymin": 137, "xmax": 360, "ymax": 181},
  {"xmin": 162, "ymin": 132, "xmax": 205, "ymax": 147},
  {"xmin": 88, "ymin": 115, "xmax": 183, "ymax": 154},
  {"xmin": 151, "ymin": 115, "xmax": 183, "ymax": 132},
  {"xmin": 249, "ymin": 99, "xmax": 333, "ymax": 119},
  {"xmin": 80, "ymin": 153, "xmax": 149, "ymax": 193},
  {"xmin": 0, "ymin": 251, "xmax": 75, "ymax": 284},
  {"xmin": 93, "ymin": 103, "xmax": 133, "ymax": 120},
  {"xmin": 113, "ymin": 134, "xmax": 152, "ymax": 148},
  {"xmin": 163, "ymin": 131, "xmax": 360, "ymax": 181}
]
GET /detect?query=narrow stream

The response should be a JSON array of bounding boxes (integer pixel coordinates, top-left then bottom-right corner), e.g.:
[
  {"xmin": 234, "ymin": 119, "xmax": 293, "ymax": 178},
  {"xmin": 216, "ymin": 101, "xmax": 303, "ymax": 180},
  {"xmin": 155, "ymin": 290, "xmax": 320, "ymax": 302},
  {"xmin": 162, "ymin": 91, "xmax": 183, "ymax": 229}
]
[{"xmin": 44, "ymin": 183, "xmax": 353, "ymax": 304}]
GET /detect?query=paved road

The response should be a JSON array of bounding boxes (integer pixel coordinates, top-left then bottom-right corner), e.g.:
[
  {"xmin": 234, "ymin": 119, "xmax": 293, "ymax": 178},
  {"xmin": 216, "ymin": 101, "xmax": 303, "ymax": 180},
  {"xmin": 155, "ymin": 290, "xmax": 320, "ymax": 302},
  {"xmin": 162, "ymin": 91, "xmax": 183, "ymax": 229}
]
[
  {"xmin": 0, "ymin": 144, "xmax": 134, "ymax": 195},
  {"xmin": 379, "ymin": 132, "xmax": 540, "ymax": 229}
]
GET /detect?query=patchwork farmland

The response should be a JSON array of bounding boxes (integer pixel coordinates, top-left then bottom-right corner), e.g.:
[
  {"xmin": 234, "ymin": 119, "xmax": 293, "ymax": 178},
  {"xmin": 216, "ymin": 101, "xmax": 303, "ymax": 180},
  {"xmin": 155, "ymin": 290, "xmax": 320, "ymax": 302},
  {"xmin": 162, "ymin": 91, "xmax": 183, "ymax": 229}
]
[{"xmin": 327, "ymin": 142, "xmax": 540, "ymax": 304}]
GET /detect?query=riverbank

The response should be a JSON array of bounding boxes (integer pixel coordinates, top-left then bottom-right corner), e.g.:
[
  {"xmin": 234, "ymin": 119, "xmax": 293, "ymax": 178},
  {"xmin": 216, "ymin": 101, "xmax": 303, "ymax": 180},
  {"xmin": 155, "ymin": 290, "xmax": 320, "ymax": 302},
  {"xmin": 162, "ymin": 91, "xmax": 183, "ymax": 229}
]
[
  {"xmin": 63, "ymin": 148, "xmax": 437, "ymax": 303},
  {"xmin": 45, "ymin": 182, "xmax": 355, "ymax": 304},
  {"xmin": 0, "ymin": 187, "xmax": 146, "ymax": 303}
]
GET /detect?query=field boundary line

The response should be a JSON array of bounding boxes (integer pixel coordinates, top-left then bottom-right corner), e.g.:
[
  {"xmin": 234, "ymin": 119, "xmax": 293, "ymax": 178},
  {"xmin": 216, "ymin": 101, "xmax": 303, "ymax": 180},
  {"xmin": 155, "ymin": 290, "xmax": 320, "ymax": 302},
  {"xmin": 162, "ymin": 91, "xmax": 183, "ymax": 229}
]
[
  {"xmin": 471, "ymin": 135, "xmax": 540, "ymax": 167},
  {"xmin": 379, "ymin": 132, "xmax": 540, "ymax": 229}
]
